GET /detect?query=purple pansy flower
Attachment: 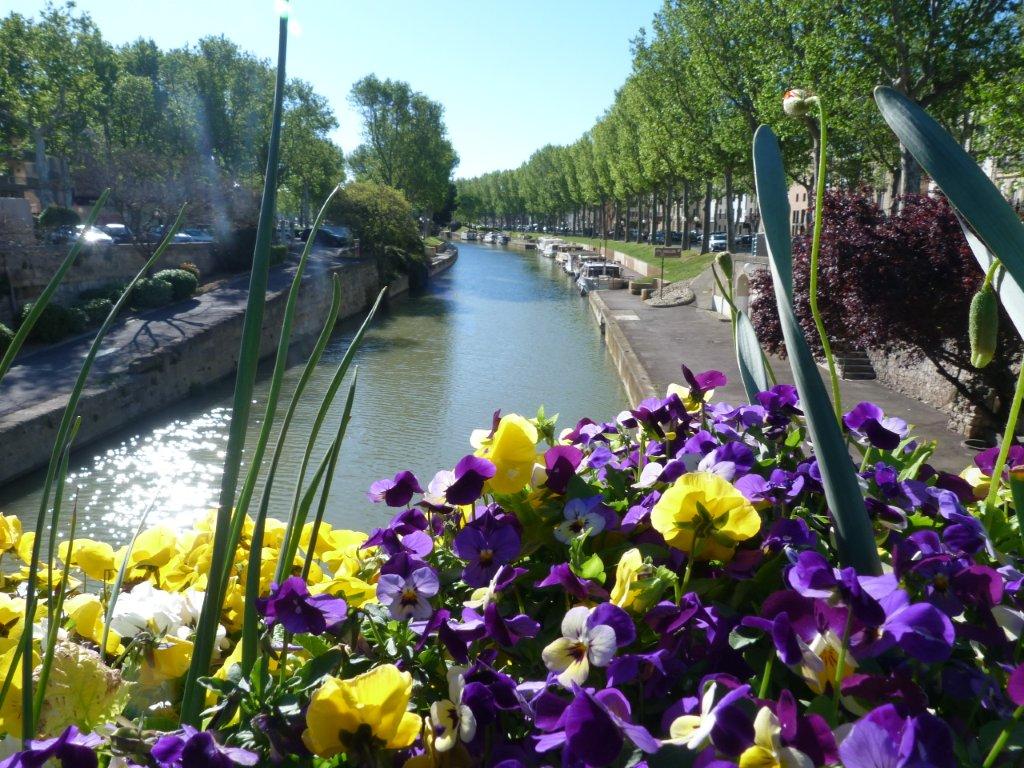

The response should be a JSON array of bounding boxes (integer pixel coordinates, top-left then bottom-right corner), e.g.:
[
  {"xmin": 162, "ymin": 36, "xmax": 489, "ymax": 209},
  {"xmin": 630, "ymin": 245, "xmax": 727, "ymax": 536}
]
[
  {"xmin": 544, "ymin": 445, "xmax": 584, "ymax": 494},
  {"xmin": 0, "ymin": 726, "xmax": 102, "ymax": 768},
  {"xmin": 443, "ymin": 455, "xmax": 497, "ymax": 505},
  {"xmin": 453, "ymin": 515, "xmax": 521, "ymax": 587},
  {"xmin": 367, "ymin": 470, "xmax": 423, "ymax": 507},
  {"xmin": 376, "ymin": 565, "xmax": 439, "ymax": 620},
  {"xmin": 843, "ymin": 402, "xmax": 908, "ymax": 450},
  {"xmin": 256, "ymin": 576, "xmax": 348, "ymax": 635},
  {"xmin": 838, "ymin": 704, "xmax": 954, "ymax": 768},
  {"xmin": 535, "ymin": 685, "xmax": 659, "ymax": 767},
  {"xmin": 535, "ymin": 562, "xmax": 609, "ymax": 601},
  {"xmin": 152, "ymin": 726, "xmax": 258, "ymax": 768},
  {"xmin": 554, "ymin": 495, "xmax": 615, "ymax": 543}
]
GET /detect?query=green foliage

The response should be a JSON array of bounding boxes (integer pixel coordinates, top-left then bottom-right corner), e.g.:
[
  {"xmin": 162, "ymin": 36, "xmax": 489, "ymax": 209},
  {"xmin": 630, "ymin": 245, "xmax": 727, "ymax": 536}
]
[
  {"xmin": 129, "ymin": 277, "xmax": 173, "ymax": 309},
  {"xmin": 0, "ymin": 5, "xmax": 343, "ymax": 232},
  {"xmin": 18, "ymin": 301, "xmax": 86, "ymax": 344},
  {"xmin": 347, "ymin": 75, "xmax": 458, "ymax": 216},
  {"xmin": 77, "ymin": 283, "xmax": 126, "ymax": 303},
  {"xmin": 76, "ymin": 297, "xmax": 114, "ymax": 326},
  {"xmin": 269, "ymin": 244, "xmax": 288, "ymax": 266},
  {"xmin": 212, "ymin": 227, "xmax": 257, "ymax": 272},
  {"xmin": 153, "ymin": 268, "xmax": 198, "ymax": 301},
  {"xmin": 37, "ymin": 205, "xmax": 79, "ymax": 229},
  {"xmin": 328, "ymin": 181, "xmax": 422, "ymax": 259},
  {"xmin": 178, "ymin": 262, "xmax": 200, "ymax": 280},
  {"xmin": 0, "ymin": 322, "xmax": 12, "ymax": 357}
]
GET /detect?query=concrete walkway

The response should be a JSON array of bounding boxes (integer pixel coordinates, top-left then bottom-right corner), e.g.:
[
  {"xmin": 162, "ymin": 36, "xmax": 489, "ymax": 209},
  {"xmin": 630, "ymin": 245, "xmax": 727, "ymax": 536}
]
[
  {"xmin": 593, "ymin": 288, "xmax": 972, "ymax": 471},
  {"xmin": 0, "ymin": 260, "xmax": 301, "ymax": 419}
]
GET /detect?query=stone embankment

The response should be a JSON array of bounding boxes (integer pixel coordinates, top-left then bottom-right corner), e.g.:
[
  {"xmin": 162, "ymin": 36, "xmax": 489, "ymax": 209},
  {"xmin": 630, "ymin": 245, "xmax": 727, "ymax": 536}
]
[{"xmin": 0, "ymin": 248, "xmax": 455, "ymax": 486}]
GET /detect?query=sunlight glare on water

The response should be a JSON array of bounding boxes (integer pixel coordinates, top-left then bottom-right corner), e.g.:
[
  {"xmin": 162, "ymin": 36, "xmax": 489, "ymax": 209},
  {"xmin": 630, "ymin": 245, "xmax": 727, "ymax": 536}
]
[{"xmin": 0, "ymin": 244, "xmax": 628, "ymax": 545}]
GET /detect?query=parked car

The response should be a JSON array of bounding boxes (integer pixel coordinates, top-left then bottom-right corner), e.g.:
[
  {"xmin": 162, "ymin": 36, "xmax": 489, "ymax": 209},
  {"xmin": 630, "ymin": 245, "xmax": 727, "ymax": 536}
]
[
  {"xmin": 296, "ymin": 224, "xmax": 351, "ymax": 248},
  {"xmin": 183, "ymin": 226, "xmax": 214, "ymax": 243},
  {"xmin": 146, "ymin": 226, "xmax": 193, "ymax": 244},
  {"xmin": 709, "ymin": 232, "xmax": 728, "ymax": 251},
  {"xmin": 738, "ymin": 233, "xmax": 753, "ymax": 248},
  {"xmin": 75, "ymin": 225, "xmax": 114, "ymax": 245},
  {"xmin": 100, "ymin": 223, "xmax": 134, "ymax": 244}
]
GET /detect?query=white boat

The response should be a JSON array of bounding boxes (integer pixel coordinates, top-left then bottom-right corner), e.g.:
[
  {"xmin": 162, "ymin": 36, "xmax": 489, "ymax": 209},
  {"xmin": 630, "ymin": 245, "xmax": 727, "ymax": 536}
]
[
  {"xmin": 496, "ymin": 233, "xmax": 510, "ymax": 245},
  {"xmin": 540, "ymin": 238, "xmax": 565, "ymax": 258},
  {"xmin": 576, "ymin": 261, "xmax": 625, "ymax": 295},
  {"xmin": 564, "ymin": 249, "xmax": 601, "ymax": 276},
  {"xmin": 461, "ymin": 230, "xmax": 478, "ymax": 241},
  {"xmin": 482, "ymin": 231, "xmax": 496, "ymax": 244}
]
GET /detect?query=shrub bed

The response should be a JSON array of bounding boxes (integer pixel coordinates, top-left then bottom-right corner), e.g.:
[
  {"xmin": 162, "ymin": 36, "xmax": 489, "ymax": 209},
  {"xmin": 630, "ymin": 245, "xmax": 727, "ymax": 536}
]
[
  {"xmin": 153, "ymin": 269, "xmax": 199, "ymax": 301},
  {"xmin": 1, "ymin": 371, "xmax": 1022, "ymax": 767},
  {"xmin": 129, "ymin": 276, "xmax": 174, "ymax": 310},
  {"xmin": 18, "ymin": 301, "xmax": 87, "ymax": 343},
  {"xmin": 76, "ymin": 297, "xmax": 114, "ymax": 326}
]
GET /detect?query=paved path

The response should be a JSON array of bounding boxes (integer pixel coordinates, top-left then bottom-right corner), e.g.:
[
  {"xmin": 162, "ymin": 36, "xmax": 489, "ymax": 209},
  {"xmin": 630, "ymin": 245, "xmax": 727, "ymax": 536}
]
[
  {"xmin": 2, "ymin": 269, "xmax": 258, "ymax": 418},
  {"xmin": 595, "ymin": 288, "xmax": 972, "ymax": 471}
]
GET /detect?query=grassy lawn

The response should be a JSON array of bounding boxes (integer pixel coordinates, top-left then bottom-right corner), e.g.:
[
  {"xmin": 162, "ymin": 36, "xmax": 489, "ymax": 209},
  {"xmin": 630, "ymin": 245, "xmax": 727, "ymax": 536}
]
[{"xmin": 518, "ymin": 234, "xmax": 714, "ymax": 283}]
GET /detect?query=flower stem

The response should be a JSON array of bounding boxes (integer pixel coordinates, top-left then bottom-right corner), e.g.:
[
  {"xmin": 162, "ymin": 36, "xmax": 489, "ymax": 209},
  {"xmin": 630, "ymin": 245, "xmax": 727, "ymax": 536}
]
[
  {"xmin": 985, "ymin": 363, "xmax": 1024, "ymax": 507},
  {"xmin": 983, "ymin": 704, "xmax": 1024, "ymax": 768},
  {"xmin": 808, "ymin": 99, "xmax": 842, "ymax": 424},
  {"xmin": 758, "ymin": 653, "xmax": 775, "ymax": 699},
  {"xmin": 681, "ymin": 538, "xmax": 702, "ymax": 594},
  {"xmin": 831, "ymin": 609, "xmax": 854, "ymax": 722}
]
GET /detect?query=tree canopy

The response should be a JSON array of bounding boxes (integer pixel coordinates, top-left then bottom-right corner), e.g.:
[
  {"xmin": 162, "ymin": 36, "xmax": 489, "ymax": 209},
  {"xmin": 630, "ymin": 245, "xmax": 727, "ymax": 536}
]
[{"xmin": 457, "ymin": 0, "xmax": 1023, "ymax": 236}]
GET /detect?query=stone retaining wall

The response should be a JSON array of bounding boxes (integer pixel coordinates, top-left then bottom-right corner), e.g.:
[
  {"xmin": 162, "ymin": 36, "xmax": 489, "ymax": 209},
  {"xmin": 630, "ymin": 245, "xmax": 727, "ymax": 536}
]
[
  {"xmin": 0, "ymin": 257, "xmax": 384, "ymax": 485},
  {"xmin": 864, "ymin": 344, "xmax": 999, "ymax": 438},
  {"xmin": 587, "ymin": 291, "xmax": 658, "ymax": 405},
  {"xmin": 0, "ymin": 242, "xmax": 224, "ymax": 324}
]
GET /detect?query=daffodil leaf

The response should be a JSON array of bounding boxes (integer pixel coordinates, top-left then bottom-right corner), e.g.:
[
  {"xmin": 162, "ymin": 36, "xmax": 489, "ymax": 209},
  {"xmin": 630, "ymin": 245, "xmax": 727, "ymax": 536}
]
[
  {"xmin": 752, "ymin": 124, "xmax": 881, "ymax": 575},
  {"xmin": 735, "ymin": 308, "xmax": 771, "ymax": 402}
]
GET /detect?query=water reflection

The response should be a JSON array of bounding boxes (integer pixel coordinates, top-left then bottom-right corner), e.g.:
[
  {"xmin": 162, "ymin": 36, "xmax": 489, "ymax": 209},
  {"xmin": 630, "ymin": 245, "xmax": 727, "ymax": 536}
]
[{"xmin": 0, "ymin": 245, "xmax": 627, "ymax": 543}]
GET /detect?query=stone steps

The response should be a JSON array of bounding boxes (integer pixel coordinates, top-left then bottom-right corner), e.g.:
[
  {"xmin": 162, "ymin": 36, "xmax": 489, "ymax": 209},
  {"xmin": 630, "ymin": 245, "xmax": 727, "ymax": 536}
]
[{"xmin": 832, "ymin": 348, "xmax": 877, "ymax": 380}]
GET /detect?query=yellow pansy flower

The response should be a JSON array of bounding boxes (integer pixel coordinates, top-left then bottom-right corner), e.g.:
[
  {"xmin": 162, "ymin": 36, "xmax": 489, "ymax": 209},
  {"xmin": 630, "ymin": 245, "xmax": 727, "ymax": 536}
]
[
  {"xmin": 64, "ymin": 593, "xmax": 120, "ymax": 654},
  {"xmin": 311, "ymin": 574, "xmax": 377, "ymax": 608},
  {"xmin": 303, "ymin": 664, "xmax": 421, "ymax": 759},
  {"xmin": 16, "ymin": 531, "xmax": 34, "ymax": 565},
  {"xmin": 739, "ymin": 707, "xmax": 813, "ymax": 768},
  {"xmin": 60, "ymin": 539, "xmax": 116, "ymax": 582},
  {"xmin": 128, "ymin": 526, "xmax": 177, "ymax": 570},
  {"xmin": 140, "ymin": 635, "xmax": 193, "ymax": 686},
  {"xmin": 475, "ymin": 414, "xmax": 539, "ymax": 495},
  {"xmin": 0, "ymin": 514, "xmax": 21, "ymax": 553},
  {"xmin": 0, "ymin": 644, "xmax": 39, "ymax": 735},
  {"xmin": 0, "ymin": 594, "xmax": 24, "ymax": 653},
  {"xmin": 610, "ymin": 548, "xmax": 644, "ymax": 609},
  {"xmin": 651, "ymin": 472, "xmax": 761, "ymax": 562}
]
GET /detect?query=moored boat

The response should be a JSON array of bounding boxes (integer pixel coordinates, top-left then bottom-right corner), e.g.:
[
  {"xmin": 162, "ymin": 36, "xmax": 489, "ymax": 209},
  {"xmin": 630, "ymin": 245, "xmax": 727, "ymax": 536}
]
[{"xmin": 576, "ymin": 261, "xmax": 625, "ymax": 295}]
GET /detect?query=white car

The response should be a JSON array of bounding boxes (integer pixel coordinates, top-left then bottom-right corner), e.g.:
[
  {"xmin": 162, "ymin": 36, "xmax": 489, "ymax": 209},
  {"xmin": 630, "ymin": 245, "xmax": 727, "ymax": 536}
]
[
  {"xmin": 709, "ymin": 233, "xmax": 728, "ymax": 251},
  {"xmin": 74, "ymin": 225, "xmax": 114, "ymax": 244}
]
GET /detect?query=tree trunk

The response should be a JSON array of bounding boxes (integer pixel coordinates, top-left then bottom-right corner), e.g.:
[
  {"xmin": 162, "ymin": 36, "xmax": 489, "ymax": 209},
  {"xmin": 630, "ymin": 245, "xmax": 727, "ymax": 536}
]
[
  {"xmin": 648, "ymin": 193, "xmax": 656, "ymax": 242},
  {"xmin": 665, "ymin": 184, "xmax": 673, "ymax": 243},
  {"xmin": 724, "ymin": 168, "xmax": 735, "ymax": 252},
  {"xmin": 898, "ymin": 143, "xmax": 922, "ymax": 202},
  {"xmin": 33, "ymin": 127, "xmax": 54, "ymax": 209},
  {"xmin": 701, "ymin": 182, "xmax": 712, "ymax": 253},
  {"xmin": 613, "ymin": 200, "xmax": 620, "ymax": 239},
  {"xmin": 682, "ymin": 181, "xmax": 690, "ymax": 249}
]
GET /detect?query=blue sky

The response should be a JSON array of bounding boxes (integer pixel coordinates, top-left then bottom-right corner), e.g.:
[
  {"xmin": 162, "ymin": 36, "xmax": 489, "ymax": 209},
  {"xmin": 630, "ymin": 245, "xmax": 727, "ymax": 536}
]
[{"xmin": 9, "ymin": 0, "xmax": 661, "ymax": 178}]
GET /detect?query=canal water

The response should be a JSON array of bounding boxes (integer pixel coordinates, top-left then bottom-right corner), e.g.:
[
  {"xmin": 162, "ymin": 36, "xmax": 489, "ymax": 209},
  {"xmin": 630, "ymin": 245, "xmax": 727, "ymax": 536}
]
[{"xmin": 0, "ymin": 243, "xmax": 628, "ymax": 544}]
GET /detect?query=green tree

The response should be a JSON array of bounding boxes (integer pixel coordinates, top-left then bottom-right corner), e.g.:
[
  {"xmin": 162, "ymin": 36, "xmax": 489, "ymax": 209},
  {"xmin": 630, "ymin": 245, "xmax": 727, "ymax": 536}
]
[{"xmin": 348, "ymin": 75, "xmax": 458, "ymax": 228}]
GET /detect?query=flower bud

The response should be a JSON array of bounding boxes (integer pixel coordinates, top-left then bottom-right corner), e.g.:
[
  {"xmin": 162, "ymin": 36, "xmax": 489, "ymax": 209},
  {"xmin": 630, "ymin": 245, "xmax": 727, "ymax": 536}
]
[
  {"xmin": 969, "ymin": 284, "xmax": 999, "ymax": 368},
  {"xmin": 716, "ymin": 252, "xmax": 733, "ymax": 282},
  {"xmin": 783, "ymin": 89, "xmax": 813, "ymax": 117}
]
